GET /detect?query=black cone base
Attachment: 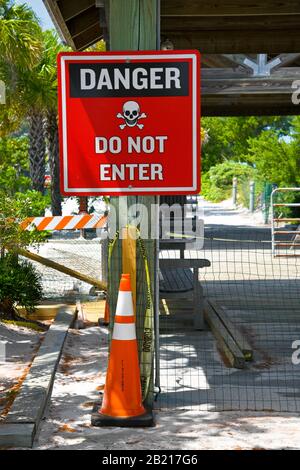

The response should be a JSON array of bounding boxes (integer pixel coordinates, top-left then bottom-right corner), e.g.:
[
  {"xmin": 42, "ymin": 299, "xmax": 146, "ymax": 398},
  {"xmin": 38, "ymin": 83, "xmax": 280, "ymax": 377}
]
[{"xmin": 91, "ymin": 401, "xmax": 154, "ymax": 427}]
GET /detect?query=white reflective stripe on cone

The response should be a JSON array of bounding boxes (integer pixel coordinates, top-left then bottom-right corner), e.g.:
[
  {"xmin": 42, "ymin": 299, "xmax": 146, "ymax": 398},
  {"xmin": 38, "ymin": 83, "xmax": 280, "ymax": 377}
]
[
  {"xmin": 112, "ymin": 323, "xmax": 136, "ymax": 340},
  {"xmin": 115, "ymin": 291, "xmax": 134, "ymax": 317}
]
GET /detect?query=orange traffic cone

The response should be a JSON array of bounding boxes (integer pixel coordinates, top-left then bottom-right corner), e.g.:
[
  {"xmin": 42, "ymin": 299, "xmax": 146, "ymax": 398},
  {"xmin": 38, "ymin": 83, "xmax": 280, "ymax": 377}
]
[
  {"xmin": 92, "ymin": 273, "xmax": 153, "ymax": 427},
  {"xmin": 103, "ymin": 298, "xmax": 110, "ymax": 324}
]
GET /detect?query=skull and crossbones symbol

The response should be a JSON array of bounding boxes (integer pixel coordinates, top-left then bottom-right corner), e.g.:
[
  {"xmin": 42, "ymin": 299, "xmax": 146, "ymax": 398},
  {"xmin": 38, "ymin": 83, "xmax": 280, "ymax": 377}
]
[{"xmin": 117, "ymin": 101, "xmax": 147, "ymax": 130}]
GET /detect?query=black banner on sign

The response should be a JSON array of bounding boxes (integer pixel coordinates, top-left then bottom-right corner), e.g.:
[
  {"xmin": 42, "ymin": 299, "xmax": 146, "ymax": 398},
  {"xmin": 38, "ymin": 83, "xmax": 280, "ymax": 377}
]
[{"xmin": 69, "ymin": 62, "xmax": 189, "ymax": 98}]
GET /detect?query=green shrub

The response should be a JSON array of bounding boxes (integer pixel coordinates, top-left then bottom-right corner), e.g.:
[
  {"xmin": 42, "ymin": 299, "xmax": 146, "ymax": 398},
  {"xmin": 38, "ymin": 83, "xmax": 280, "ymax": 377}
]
[
  {"xmin": 201, "ymin": 161, "xmax": 256, "ymax": 203},
  {"xmin": 0, "ymin": 190, "xmax": 49, "ymax": 254},
  {"xmin": 0, "ymin": 254, "xmax": 43, "ymax": 319},
  {"xmin": 0, "ymin": 136, "xmax": 31, "ymax": 195},
  {"xmin": 201, "ymin": 173, "xmax": 231, "ymax": 202}
]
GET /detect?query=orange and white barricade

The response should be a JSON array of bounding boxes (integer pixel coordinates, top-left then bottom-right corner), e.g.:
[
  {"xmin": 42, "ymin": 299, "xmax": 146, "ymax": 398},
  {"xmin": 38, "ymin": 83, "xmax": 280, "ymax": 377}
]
[{"xmin": 21, "ymin": 214, "xmax": 107, "ymax": 231}]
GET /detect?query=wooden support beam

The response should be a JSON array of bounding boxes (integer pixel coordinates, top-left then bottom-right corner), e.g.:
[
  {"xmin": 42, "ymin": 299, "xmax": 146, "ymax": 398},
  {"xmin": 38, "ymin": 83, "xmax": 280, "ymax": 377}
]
[
  {"xmin": 271, "ymin": 53, "xmax": 300, "ymax": 70},
  {"xmin": 202, "ymin": 79, "xmax": 296, "ymax": 96},
  {"xmin": 16, "ymin": 248, "xmax": 107, "ymax": 291},
  {"xmin": 201, "ymin": 67, "xmax": 300, "ymax": 99},
  {"xmin": 221, "ymin": 54, "xmax": 253, "ymax": 70},
  {"xmin": 108, "ymin": 0, "xmax": 157, "ymax": 408},
  {"xmin": 204, "ymin": 300, "xmax": 245, "ymax": 369},
  {"xmin": 201, "ymin": 66, "xmax": 300, "ymax": 114},
  {"xmin": 202, "ymin": 54, "xmax": 239, "ymax": 69},
  {"xmin": 208, "ymin": 300, "xmax": 253, "ymax": 361},
  {"xmin": 161, "ymin": 0, "xmax": 300, "ymax": 16}
]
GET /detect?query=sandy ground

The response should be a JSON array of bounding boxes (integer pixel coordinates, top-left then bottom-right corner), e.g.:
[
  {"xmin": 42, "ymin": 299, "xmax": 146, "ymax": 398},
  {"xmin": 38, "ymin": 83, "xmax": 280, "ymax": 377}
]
[
  {"xmin": 34, "ymin": 325, "xmax": 300, "ymax": 450},
  {"xmin": 0, "ymin": 322, "xmax": 44, "ymax": 419}
]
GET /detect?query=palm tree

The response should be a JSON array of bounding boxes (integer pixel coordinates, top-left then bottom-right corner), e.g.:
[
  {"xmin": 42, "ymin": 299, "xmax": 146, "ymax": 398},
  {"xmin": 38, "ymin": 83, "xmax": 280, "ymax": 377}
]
[
  {"xmin": 19, "ymin": 30, "xmax": 60, "ymax": 197},
  {"xmin": 0, "ymin": 0, "xmax": 42, "ymax": 136},
  {"xmin": 43, "ymin": 30, "xmax": 66, "ymax": 215},
  {"xmin": 0, "ymin": 0, "xmax": 42, "ymax": 67}
]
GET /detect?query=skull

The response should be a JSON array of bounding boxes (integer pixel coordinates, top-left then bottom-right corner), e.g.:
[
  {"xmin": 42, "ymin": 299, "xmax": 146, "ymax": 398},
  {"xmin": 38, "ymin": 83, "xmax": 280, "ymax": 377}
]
[{"xmin": 123, "ymin": 101, "xmax": 140, "ymax": 127}]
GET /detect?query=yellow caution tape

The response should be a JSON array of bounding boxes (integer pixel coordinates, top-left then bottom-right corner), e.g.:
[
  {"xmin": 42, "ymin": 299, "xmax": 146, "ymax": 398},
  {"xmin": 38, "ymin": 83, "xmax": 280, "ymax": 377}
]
[{"xmin": 108, "ymin": 226, "xmax": 154, "ymax": 402}]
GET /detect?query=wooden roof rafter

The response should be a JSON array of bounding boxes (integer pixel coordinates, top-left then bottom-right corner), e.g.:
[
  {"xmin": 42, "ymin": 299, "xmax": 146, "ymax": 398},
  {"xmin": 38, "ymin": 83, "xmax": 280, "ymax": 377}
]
[{"xmin": 43, "ymin": 0, "xmax": 300, "ymax": 116}]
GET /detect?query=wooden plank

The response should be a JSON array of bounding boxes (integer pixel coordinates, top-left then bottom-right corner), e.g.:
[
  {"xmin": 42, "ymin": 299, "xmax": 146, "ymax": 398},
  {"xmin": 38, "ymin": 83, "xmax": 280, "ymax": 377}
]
[
  {"xmin": 202, "ymin": 94, "xmax": 300, "ymax": 117},
  {"xmin": 160, "ymin": 268, "xmax": 193, "ymax": 293},
  {"xmin": 66, "ymin": 6, "xmax": 100, "ymax": 38},
  {"xmin": 208, "ymin": 300, "xmax": 253, "ymax": 360},
  {"xmin": 161, "ymin": 15, "xmax": 300, "ymax": 31},
  {"xmin": 122, "ymin": 226, "xmax": 137, "ymax": 314},
  {"xmin": 73, "ymin": 23, "xmax": 102, "ymax": 50},
  {"xmin": 159, "ymin": 258, "xmax": 211, "ymax": 269},
  {"xmin": 202, "ymin": 80, "xmax": 295, "ymax": 96},
  {"xmin": 203, "ymin": 87, "xmax": 293, "ymax": 98},
  {"xmin": 165, "ymin": 30, "xmax": 300, "ymax": 54},
  {"xmin": 201, "ymin": 54, "xmax": 238, "ymax": 68},
  {"xmin": 161, "ymin": 0, "xmax": 300, "ymax": 16},
  {"xmin": 57, "ymin": 0, "xmax": 95, "ymax": 22},
  {"xmin": 202, "ymin": 67, "xmax": 300, "ymax": 80},
  {"xmin": 204, "ymin": 301, "xmax": 245, "ymax": 369},
  {"xmin": 43, "ymin": 0, "xmax": 76, "ymax": 50}
]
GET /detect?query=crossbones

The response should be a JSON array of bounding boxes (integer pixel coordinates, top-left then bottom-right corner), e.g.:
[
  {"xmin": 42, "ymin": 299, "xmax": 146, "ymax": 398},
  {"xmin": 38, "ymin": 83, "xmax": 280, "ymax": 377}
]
[{"xmin": 117, "ymin": 101, "xmax": 147, "ymax": 130}]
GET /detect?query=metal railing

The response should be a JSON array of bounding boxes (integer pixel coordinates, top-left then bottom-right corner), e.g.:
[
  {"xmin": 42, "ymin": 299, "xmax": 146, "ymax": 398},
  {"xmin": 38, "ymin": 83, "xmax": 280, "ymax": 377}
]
[{"xmin": 271, "ymin": 187, "xmax": 300, "ymax": 257}]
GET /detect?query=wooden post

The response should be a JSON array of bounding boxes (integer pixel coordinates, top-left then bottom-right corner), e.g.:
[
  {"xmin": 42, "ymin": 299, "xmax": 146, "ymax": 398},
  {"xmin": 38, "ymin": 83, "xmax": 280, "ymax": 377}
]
[
  {"xmin": 79, "ymin": 197, "xmax": 88, "ymax": 239},
  {"xmin": 232, "ymin": 177, "xmax": 237, "ymax": 207},
  {"xmin": 107, "ymin": 0, "xmax": 158, "ymax": 407},
  {"xmin": 249, "ymin": 180, "xmax": 255, "ymax": 212},
  {"xmin": 122, "ymin": 226, "xmax": 137, "ymax": 315}
]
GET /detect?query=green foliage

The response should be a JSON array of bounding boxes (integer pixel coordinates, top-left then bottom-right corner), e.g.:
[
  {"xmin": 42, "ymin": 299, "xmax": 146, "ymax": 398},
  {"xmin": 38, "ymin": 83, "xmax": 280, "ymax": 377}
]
[
  {"xmin": 0, "ymin": 190, "xmax": 49, "ymax": 253},
  {"xmin": 201, "ymin": 116, "xmax": 292, "ymax": 172},
  {"xmin": 0, "ymin": 0, "xmax": 43, "ymax": 135},
  {"xmin": 201, "ymin": 161, "xmax": 255, "ymax": 203},
  {"xmin": 246, "ymin": 130, "xmax": 299, "ymax": 187},
  {"xmin": 0, "ymin": 254, "xmax": 43, "ymax": 318},
  {"xmin": 19, "ymin": 29, "xmax": 65, "ymax": 114},
  {"xmin": 0, "ymin": 136, "xmax": 31, "ymax": 194},
  {"xmin": 0, "ymin": 0, "xmax": 42, "ymax": 68},
  {"xmin": 201, "ymin": 173, "xmax": 229, "ymax": 202}
]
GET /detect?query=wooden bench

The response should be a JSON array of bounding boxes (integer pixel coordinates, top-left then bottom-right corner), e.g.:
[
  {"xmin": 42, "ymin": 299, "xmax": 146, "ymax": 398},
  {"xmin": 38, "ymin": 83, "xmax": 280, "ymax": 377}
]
[{"xmin": 159, "ymin": 258, "xmax": 211, "ymax": 330}]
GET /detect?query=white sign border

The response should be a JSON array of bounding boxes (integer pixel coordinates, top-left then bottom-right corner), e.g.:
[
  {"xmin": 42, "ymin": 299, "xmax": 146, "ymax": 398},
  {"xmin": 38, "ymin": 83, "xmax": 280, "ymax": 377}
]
[{"xmin": 60, "ymin": 53, "xmax": 199, "ymax": 194}]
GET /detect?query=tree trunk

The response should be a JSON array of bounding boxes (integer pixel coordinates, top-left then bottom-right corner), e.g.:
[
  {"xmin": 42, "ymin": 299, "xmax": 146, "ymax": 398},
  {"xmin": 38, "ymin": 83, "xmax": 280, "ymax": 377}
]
[
  {"xmin": 28, "ymin": 111, "xmax": 46, "ymax": 194},
  {"xmin": 0, "ymin": 299, "xmax": 18, "ymax": 320},
  {"xmin": 46, "ymin": 110, "xmax": 62, "ymax": 215}
]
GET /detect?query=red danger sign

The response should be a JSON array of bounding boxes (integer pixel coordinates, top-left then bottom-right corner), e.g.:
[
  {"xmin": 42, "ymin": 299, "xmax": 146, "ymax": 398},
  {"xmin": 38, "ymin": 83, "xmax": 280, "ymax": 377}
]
[{"xmin": 58, "ymin": 51, "xmax": 200, "ymax": 196}]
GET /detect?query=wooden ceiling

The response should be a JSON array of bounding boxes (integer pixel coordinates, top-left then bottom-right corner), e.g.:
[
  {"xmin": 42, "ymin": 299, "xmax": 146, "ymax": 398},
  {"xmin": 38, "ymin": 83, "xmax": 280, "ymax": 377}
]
[{"xmin": 43, "ymin": 0, "xmax": 300, "ymax": 116}]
